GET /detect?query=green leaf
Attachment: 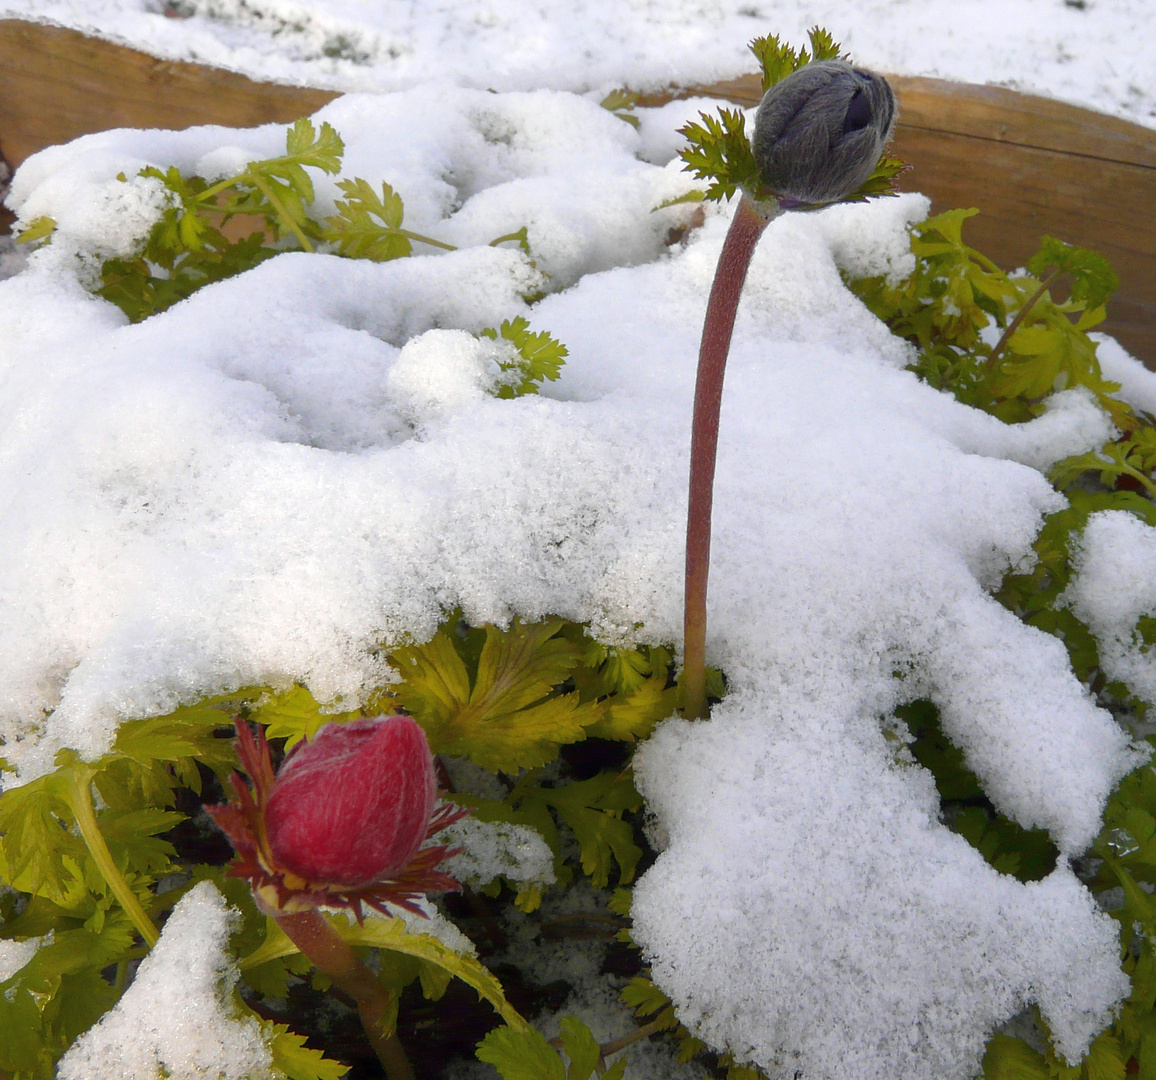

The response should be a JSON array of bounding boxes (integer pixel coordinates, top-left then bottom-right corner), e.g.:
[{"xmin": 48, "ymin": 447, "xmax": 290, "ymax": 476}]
[
  {"xmin": 97, "ymin": 807, "xmax": 182, "ymax": 874},
  {"xmin": 480, "ymin": 317, "xmax": 569, "ymax": 398},
  {"xmin": 16, "ymin": 215, "xmax": 56, "ymax": 245},
  {"xmin": 748, "ymin": 34, "xmax": 805, "ymax": 93},
  {"xmin": 284, "ymin": 117, "xmax": 345, "ymax": 175},
  {"xmin": 586, "ymin": 671, "xmax": 678, "ymax": 742},
  {"xmin": 677, "ymin": 108, "xmax": 769, "ymax": 204},
  {"xmin": 600, "ymin": 89, "xmax": 641, "ymax": 129},
  {"xmin": 747, "ymin": 28, "xmax": 843, "ymax": 93},
  {"xmin": 323, "ymin": 177, "xmax": 413, "ymax": 261},
  {"xmin": 389, "ymin": 619, "xmax": 602, "ymax": 772},
  {"xmin": 560, "ymin": 1016, "xmax": 602, "ymax": 1080},
  {"xmin": 621, "ymin": 976, "xmax": 678, "ymax": 1030},
  {"xmin": 248, "ymin": 684, "xmax": 363, "ymax": 749},
  {"xmin": 242, "ymin": 913, "xmax": 522, "ymax": 1027},
  {"xmin": 0, "ymin": 984, "xmax": 47, "ymax": 1074},
  {"xmin": 1027, "ymin": 236, "xmax": 1119, "ymax": 312},
  {"xmin": 541, "ymin": 771, "xmax": 643, "ymax": 887},
  {"xmin": 0, "ymin": 772, "xmax": 86, "ymax": 901},
  {"xmin": 476, "ymin": 1024, "xmax": 566, "ymax": 1080},
  {"xmin": 269, "ymin": 1024, "xmax": 351, "ymax": 1080},
  {"xmin": 982, "ymin": 1034, "xmax": 1048, "ymax": 1080}
]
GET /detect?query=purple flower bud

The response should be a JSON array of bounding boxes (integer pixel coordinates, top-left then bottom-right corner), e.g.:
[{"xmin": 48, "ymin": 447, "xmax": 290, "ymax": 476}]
[{"xmin": 752, "ymin": 60, "xmax": 896, "ymax": 206}]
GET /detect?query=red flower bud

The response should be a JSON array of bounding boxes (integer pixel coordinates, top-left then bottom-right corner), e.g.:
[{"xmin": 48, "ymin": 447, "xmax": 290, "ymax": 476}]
[
  {"xmin": 206, "ymin": 716, "xmax": 466, "ymax": 919},
  {"xmin": 266, "ymin": 716, "xmax": 437, "ymax": 887}
]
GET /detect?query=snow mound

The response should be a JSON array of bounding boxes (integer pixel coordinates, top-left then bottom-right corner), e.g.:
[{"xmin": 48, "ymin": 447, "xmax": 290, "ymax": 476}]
[
  {"xmin": 1064, "ymin": 510, "xmax": 1156, "ymax": 707},
  {"xmin": 56, "ymin": 881, "xmax": 272, "ymax": 1080},
  {"xmin": 1, "ymin": 87, "xmax": 1146, "ymax": 1079}
]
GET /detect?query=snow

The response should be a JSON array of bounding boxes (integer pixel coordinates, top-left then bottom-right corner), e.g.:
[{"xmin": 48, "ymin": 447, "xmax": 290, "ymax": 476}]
[
  {"xmin": 440, "ymin": 816, "xmax": 558, "ymax": 891},
  {"xmin": 0, "ymin": 933, "xmax": 43, "ymax": 982},
  {"xmin": 2, "ymin": 0, "xmax": 1153, "ymax": 129},
  {"xmin": 56, "ymin": 881, "xmax": 274, "ymax": 1080},
  {"xmin": 1064, "ymin": 510, "xmax": 1156, "ymax": 707},
  {"xmin": 2, "ymin": 22, "xmax": 1156, "ymax": 1080}
]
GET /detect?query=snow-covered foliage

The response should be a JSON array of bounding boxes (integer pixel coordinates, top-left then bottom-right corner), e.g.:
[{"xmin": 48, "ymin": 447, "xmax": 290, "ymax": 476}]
[
  {"xmin": 56, "ymin": 882, "xmax": 273, "ymax": 1080},
  {"xmin": 2, "ymin": 78, "xmax": 1155, "ymax": 1080}
]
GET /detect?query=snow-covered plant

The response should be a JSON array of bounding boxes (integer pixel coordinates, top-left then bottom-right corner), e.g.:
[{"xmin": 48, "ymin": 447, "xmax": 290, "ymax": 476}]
[
  {"xmin": 2, "ymin": 24, "xmax": 1156, "ymax": 1080},
  {"xmin": 206, "ymin": 716, "xmax": 469, "ymax": 1079}
]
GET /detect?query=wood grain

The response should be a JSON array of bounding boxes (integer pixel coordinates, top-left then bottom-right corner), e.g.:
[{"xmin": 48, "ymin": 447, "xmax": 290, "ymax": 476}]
[
  {"xmin": 2, "ymin": 20, "xmax": 1154, "ymax": 364},
  {"xmin": 0, "ymin": 18, "xmax": 339, "ymax": 167}
]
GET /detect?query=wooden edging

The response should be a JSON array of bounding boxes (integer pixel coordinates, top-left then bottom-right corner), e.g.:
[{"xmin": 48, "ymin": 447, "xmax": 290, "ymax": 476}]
[{"xmin": 2, "ymin": 19, "xmax": 1154, "ymax": 365}]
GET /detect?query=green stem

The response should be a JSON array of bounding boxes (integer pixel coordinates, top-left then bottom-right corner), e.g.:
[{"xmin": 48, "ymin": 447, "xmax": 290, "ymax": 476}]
[
  {"xmin": 986, "ymin": 269, "xmax": 1061, "ymax": 371},
  {"xmin": 247, "ymin": 175, "xmax": 315, "ymax": 253},
  {"xmin": 488, "ymin": 230, "xmax": 527, "ymax": 248},
  {"xmin": 683, "ymin": 193, "xmax": 776, "ymax": 720},
  {"xmin": 398, "ymin": 228, "xmax": 456, "ymax": 251},
  {"xmin": 598, "ymin": 1016, "xmax": 670, "ymax": 1058},
  {"xmin": 67, "ymin": 769, "xmax": 160, "ymax": 948},
  {"xmin": 1119, "ymin": 462, "xmax": 1156, "ymax": 501},
  {"xmin": 275, "ymin": 909, "xmax": 415, "ymax": 1080},
  {"xmin": 194, "ymin": 173, "xmax": 250, "ymax": 204}
]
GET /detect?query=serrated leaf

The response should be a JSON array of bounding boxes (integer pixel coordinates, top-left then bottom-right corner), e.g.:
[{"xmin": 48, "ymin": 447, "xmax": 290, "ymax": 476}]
[
  {"xmin": 249, "ymin": 684, "xmax": 363, "ymax": 749},
  {"xmin": 587, "ymin": 672, "xmax": 678, "ymax": 742},
  {"xmin": 1027, "ymin": 235, "xmax": 1119, "ymax": 311},
  {"xmin": 982, "ymin": 1036, "xmax": 1049, "ymax": 1080},
  {"xmin": 390, "ymin": 619, "xmax": 602, "ymax": 772},
  {"xmin": 480, "ymin": 317, "xmax": 569, "ymax": 398},
  {"xmin": 1083, "ymin": 1030, "xmax": 1128, "ymax": 1080},
  {"xmin": 621, "ymin": 976, "xmax": 678, "ymax": 1030},
  {"xmin": 284, "ymin": 118, "xmax": 345, "ymax": 174},
  {"xmin": 269, "ymin": 1023, "xmax": 351, "ymax": 1080},
  {"xmin": 242, "ymin": 913, "xmax": 522, "ymax": 1026},
  {"xmin": 523, "ymin": 770, "xmax": 642, "ymax": 887},
  {"xmin": 560, "ymin": 1016, "xmax": 601, "ymax": 1080},
  {"xmin": 678, "ymin": 108, "xmax": 769, "ymax": 203},
  {"xmin": 477, "ymin": 1023, "xmax": 566, "ymax": 1080},
  {"xmin": 98, "ymin": 807, "xmax": 182, "ymax": 874},
  {"xmin": 748, "ymin": 34, "xmax": 805, "ymax": 93},
  {"xmin": 323, "ymin": 177, "xmax": 414, "ymax": 262},
  {"xmin": 0, "ymin": 773, "xmax": 86, "ymax": 901}
]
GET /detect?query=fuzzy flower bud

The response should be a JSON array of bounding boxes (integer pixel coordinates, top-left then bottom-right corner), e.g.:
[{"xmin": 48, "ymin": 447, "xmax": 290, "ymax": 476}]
[
  {"xmin": 206, "ymin": 715, "xmax": 466, "ymax": 919},
  {"xmin": 266, "ymin": 716, "xmax": 437, "ymax": 886},
  {"xmin": 752, "ymin": 59, "xmax": 896, "ymax": 206}
]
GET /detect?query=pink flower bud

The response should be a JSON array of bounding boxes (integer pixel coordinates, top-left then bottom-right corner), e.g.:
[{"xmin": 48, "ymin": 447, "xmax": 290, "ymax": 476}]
[
  {"xmin": 206, "ymin": 715, "xmax": 466, "ymax": 919},
  {"xmin": 266, "ymin": 715, "xmax": 437, "ymax": 887}
]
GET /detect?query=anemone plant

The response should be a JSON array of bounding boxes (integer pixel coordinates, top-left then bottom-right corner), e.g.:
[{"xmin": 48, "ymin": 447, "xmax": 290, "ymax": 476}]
[{"xmin": 680, "ymin": 36, "xmax": 903, "ymax": 718}]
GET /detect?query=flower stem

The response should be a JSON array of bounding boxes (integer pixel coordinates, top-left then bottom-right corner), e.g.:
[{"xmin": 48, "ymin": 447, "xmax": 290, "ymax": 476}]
[
  {"xmin": 683, "ymin": 193, "xmax": 776, "ymax": 720},
  {"xmin": 985, "ymin": 269, "xmax": 1061, "ymax": 371},
  {"xmin": 275, "ymin": 909, "xmax": 416, "ymax": 1080},
  {"xmin": 67, "ymin": 767, "xmax": 160, "ymax": 948}
]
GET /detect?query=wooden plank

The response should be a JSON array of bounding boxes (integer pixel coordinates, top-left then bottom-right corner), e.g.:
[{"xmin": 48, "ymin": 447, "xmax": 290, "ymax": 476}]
[
  {"xmin": 1, "ymin": 20, "xmax": 1153, "ymax": 366},
  {"xmin": 0, "ymin": 19, "xmax": 339, "ymax": 168}
]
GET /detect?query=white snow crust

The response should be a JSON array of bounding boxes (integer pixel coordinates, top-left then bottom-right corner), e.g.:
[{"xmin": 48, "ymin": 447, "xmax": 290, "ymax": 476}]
[
  {"xmin": 56, "ymin": 881, "xmax": 273, "ymax": 1080},
  {"xmin": 1, "ymin": 0, "xmax": 1152, "ymax": 128},
  {"xmin": 1064, "ymin": 510, "xmax": 1156, "ymax": 707},
  {"xmin": 1, "ymin": 84, "xmax": 1149, "ymax": 1079},
  {"xmin": 440, "ymin": 816, "xmax": 557, "ymax": 890}
]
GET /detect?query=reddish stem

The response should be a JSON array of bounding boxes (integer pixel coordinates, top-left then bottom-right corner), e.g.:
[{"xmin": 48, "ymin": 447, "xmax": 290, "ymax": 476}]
[
  {"xmin": 683, "ymin": 193, "xmax": 776, "ymax": 720},
  {"xmin": 275, "ymin": 909, "xmax": 416, "ymax": 1080}
]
